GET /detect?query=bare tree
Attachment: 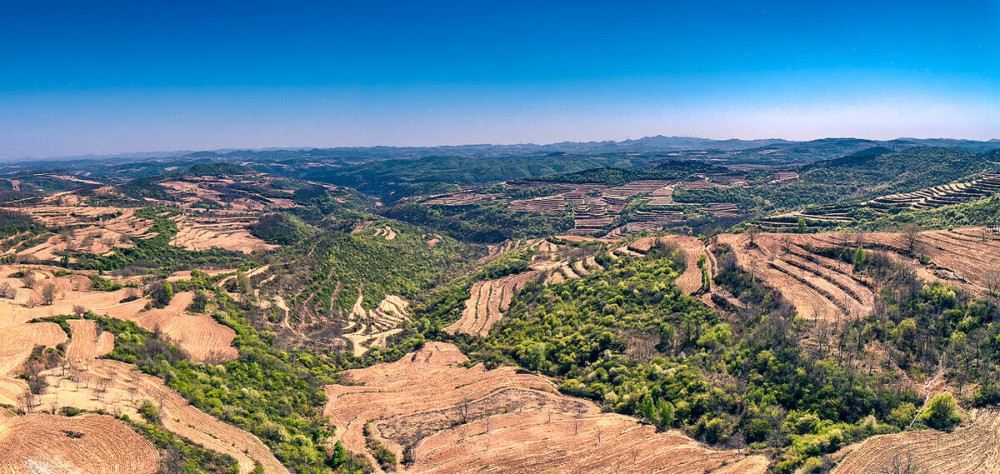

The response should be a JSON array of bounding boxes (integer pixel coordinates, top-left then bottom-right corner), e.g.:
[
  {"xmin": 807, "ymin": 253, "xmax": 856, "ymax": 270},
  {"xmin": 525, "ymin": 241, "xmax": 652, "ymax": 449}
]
[
  {"xmin": 107, "ymin": 366, "xmax": 118, "ymax": 385},
  {"xmin": 460, "ymin": 397, "xmax": 470, "ymax": 424},
  {"xmin": 748, "ymin": 260, "xmax": 760, "ymax": 283},
  {"xmin": 985, "ymin": 269, "xmax": 1000, "ymax": 301},
  {"xmin": 41, "ymin": 282, "xmax": 58, "ymax": 305},
  {"xmin": 73, "ymin": 304, "xmax": 87, "ymax": 316},
  {"xmin": 779, "ymin": 234, "xmax": 793, "ymax": 253},
  {"xmin": 22, "ymin": 271, "xmax": 37, "ymax": 289},
  {"xmin": 747, "ymin": 225, "xmax": 761, "ymax": 248},
  {"xmin": 95, "ymin": 377, "xmax": 112, "ymax": 401},
  {"xmin": 901, "ymin": 224, "xmax": 921, "ymax": 255},
  {"xmin": 880, "ymin": 453, "xmax": 928, "ymax": 474},
  {"xmin": 16, "ymin": 391, "xmax": 36, "ymax": 414},
  {"xmin": 0, "ymin": 281, "xmax": 14, "ymax": 299}
]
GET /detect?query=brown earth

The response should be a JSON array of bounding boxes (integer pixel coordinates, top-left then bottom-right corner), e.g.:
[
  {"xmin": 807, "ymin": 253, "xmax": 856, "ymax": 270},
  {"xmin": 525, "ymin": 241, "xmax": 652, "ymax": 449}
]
[
  {"xmin": 0, "ymin": 322, "xmax": 67, "ymax": 406},
  {"xmin": 30, "ymin": 324, "xmax": 287, "ymax": 474},
  {"xmin": 0, "ymin": 267, "xmax": 237, "ymax": 363},
  {"xmin": 170, "ymin": 213, "xmax": 277, "ymax": 253},
  {"xmin": 0, "ymin": 413, "xmax": 159, "ymax": 473},
  {"xmin": 444, "ymin": 271, "xmax": 542, "ymax": 337},
  {"xmin": 344, "ymin": 293, "xmax": 412, "ymax": 357},
  {"xmin": 716, "ymin": 233, "xmax": 878, "ymax": 322},
  {"xmin": 834, "ymin": 408, "xmax": 1000, "ymax": 473},
  {"xmin": 65, "ymin": 319, "xmax": 115, "ymax": 365},
  {"xmin": 108, "ymin": 291, "xmax": 238, "ymax": 363},
  {"xmin": 324, "ymin": 342, "xmax": 768, "ymax": 473}
]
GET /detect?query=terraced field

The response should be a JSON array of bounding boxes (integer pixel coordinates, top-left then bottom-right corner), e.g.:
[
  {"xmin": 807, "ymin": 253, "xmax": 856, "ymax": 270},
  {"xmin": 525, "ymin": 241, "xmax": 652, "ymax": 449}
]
[
  {"xmin": 444, "ymin": 271, "xmax": 543, "ymax": 337},
  {"xmin": 766, "ymin": 173, "xmax": 1000, "ymax": 230},
  {"xmin": 448, "ymin": 234, "xmax": 726, "ymax": 337},
  {"xmin": 716, "ymin": 233, "xmax": 877, "ymax": 322},
  {"xmin": 171, "ymin": 212, "xmax": 277, "ymax": 253},
  {"xmin": 34, "ymin": 324, "xmax": 287, "ymax": 474},
  {"xmin": 64, "ymin": 319, "xmax": 115, "ymax": 364},
  {"xmin": 0, "ymin": 266, "xmax": 238, "ymax": 363},
  {"xmin": 652, "ymin": 235, "xmax": 712, "ymax": 295},
  {"xmin": 422, "ymin": 174, "xmax": 753, "ymax": 237},
  {"xmin": 0, "ymin": 413, "xmax": 159, "ymax": 474},
  {"xmin": 715, "ymin": 226, "xmax": 1000, "ymax": 321},
  {"xmin": 808, "ymin": 228, "xmax": 1000, "ymax": 295},
  {"xmin": 0, "ymin": 205, "xmax": 149, "ymax": 263},
  {"xmin": 107, "ymin": 291, "xmax": 239, "ymax": 363},
  {"xmin": 835, "ymin": 408, "xmax": 1000, "ymax": 473},
  {"xmin": 324, "ymin": 342, "xmax": 768, "ymax": 473},
  {"xmin": 19, "ymin": 227, "xmax": 133, "ymax": 261},
  {"xmin": 343, "ymin": 293, "xmax": 412, "ymax": 357},
  {"xmin": 422, "ymin": 190, "xmax": 503, "ymax": 206},
  {"xmin": 0, "ymin": 322, "xmax": 67, "ymax": 406},
  {"xmin": 868, "ymin": 173, "xmax": 1000, "ymax": 210}
]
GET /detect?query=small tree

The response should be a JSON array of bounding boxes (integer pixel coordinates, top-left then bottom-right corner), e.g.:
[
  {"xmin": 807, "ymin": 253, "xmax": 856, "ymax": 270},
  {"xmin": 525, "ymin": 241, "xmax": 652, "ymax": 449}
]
[
  {"xmin": 854, "ymin": 245, "xmax": 868, "ymax": 269},
  {"xmin": 150, "ymin": 281, "xmax": 174, "ymax": 307},
  {"xmin": 638, "ymin": 393, "xmax": 655, "ymax": 422},
  {"xmin": 0, "ymin": 281, "xmax": 14, "ymax": 299},
  {"xmin": 985, "ymin": 269, "xmax": 1000, "ymax": 300},
  {"xmin": 696, "ymin": 254, "xmax": 711, "ymax": 292},
  {"xmin": 236, "ymin": 271, "xmax": 252, "ymax": 295},
  {"xmin": 747, "ymin": 225, "xmax": 761, "ymax": 247},
  {"xmin": 656, "ymin": 399, "xmax": 675, "ymax": 429},
  {"xmin": 920, "ymin": 393, "xmax": 961, "ymax": 430},
  {"xmin": 22, "ymin": 272, "xmax": 37, "ymax": 289},
  {"xmin": 73, "ymin": 304, "xmax": 87, "ymax": 316},
  {"xmin": 902, "ymin": 223, "xmax": 921, "ymax": 254},
  {"xmin": 41, "ymin": 282, "xmax": 58, "ymax": 305},
  {"xmin": 797, "ymin": 217, "xmax": 807, "ymax": 234}
]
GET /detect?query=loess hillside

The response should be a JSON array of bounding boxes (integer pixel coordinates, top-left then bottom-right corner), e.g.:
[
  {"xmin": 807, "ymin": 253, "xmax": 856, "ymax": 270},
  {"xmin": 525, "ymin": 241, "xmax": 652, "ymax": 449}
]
[{"xmin": 0, "ymin": 143, "xmax": 998, "ymax": 473}]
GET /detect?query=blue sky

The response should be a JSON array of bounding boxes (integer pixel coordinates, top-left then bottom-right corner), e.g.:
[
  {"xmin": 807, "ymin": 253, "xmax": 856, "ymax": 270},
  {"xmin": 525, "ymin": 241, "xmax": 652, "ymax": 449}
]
[{"xmin": 1, "ymin": 0, "xmax": 998, "ymax": 159}]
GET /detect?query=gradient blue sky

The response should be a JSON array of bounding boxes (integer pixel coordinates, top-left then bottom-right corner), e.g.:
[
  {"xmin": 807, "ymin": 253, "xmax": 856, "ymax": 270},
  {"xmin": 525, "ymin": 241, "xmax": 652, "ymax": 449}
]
[{"xmin": 1, "ymin": 0, "xmax": 998, "ymax": 159}]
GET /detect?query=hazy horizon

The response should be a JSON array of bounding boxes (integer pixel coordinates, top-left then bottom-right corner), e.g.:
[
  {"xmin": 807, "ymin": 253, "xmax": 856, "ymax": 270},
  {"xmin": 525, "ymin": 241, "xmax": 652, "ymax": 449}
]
[
  {"xmin": 8, "ymin": 133, "xmax": 1000, "ymax": 163},
  {"xmin": 3, "ymin": 1, "xmax": 998, "ymax": 160}
]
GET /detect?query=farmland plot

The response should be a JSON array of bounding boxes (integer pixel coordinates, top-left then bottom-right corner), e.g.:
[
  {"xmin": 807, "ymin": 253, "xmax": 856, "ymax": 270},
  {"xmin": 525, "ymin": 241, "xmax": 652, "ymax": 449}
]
[
  {"xmin": 716, "ymin": 233, "xmax": 876, "ymax": 321},
  {"xmin": 835, "ymin": 408, "xmax": 1000, "ymax": 473},
  {"xmin": 30, "ymin": 325, "xmax": 286, "ymax": 474},
  {"xmin": 343, "ymin": 293, "xmax": 412, "ymax": 357},
  {"xmin": 0, "ymin": 413, "xmax": 159, "ymax": 474},
  {"xmin": 324, "ymin": 342, "xmax": 768, "ymax": 473},
  {"xmin": 444, "ymin": 271, "xmax": 542, "ymax": 337}
]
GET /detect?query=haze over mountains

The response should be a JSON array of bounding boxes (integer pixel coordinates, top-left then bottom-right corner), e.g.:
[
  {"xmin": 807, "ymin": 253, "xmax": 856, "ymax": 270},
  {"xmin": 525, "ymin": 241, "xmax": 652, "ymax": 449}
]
[{"xmin": 12, "ymin": 136, "xmax": 1000, "ymax": 166}]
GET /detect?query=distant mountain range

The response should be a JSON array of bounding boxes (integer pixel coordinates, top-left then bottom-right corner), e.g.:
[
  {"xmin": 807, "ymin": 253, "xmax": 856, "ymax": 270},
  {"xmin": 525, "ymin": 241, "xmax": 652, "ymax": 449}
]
[{"xmin": 8, "ymin": 136, "xmax": 1000, "ymax": 167}]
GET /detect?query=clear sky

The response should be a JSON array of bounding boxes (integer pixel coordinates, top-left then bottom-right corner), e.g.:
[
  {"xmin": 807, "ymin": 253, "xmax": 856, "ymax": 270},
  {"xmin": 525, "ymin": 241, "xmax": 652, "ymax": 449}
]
[{"xmin": 1, "ymin": 0, "xmax": 998, "ymax": 159}]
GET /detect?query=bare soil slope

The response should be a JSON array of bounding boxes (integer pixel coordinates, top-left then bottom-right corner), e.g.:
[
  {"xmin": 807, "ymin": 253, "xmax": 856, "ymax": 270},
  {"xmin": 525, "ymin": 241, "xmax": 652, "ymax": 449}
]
[
  {"xmin": 33, "ymin": 322, "xmax": 286, "ymax": 474},
  {"xmin": 835, "ymin": 408, "xmax": 1000, "ymax": 473},
  {"xmin": 325, "ymin": 342, "xmax": 767, "ymax": 473},
  {"xmin": 0, "ymin": 413, "xmax": 159, "ymax": 474}
]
